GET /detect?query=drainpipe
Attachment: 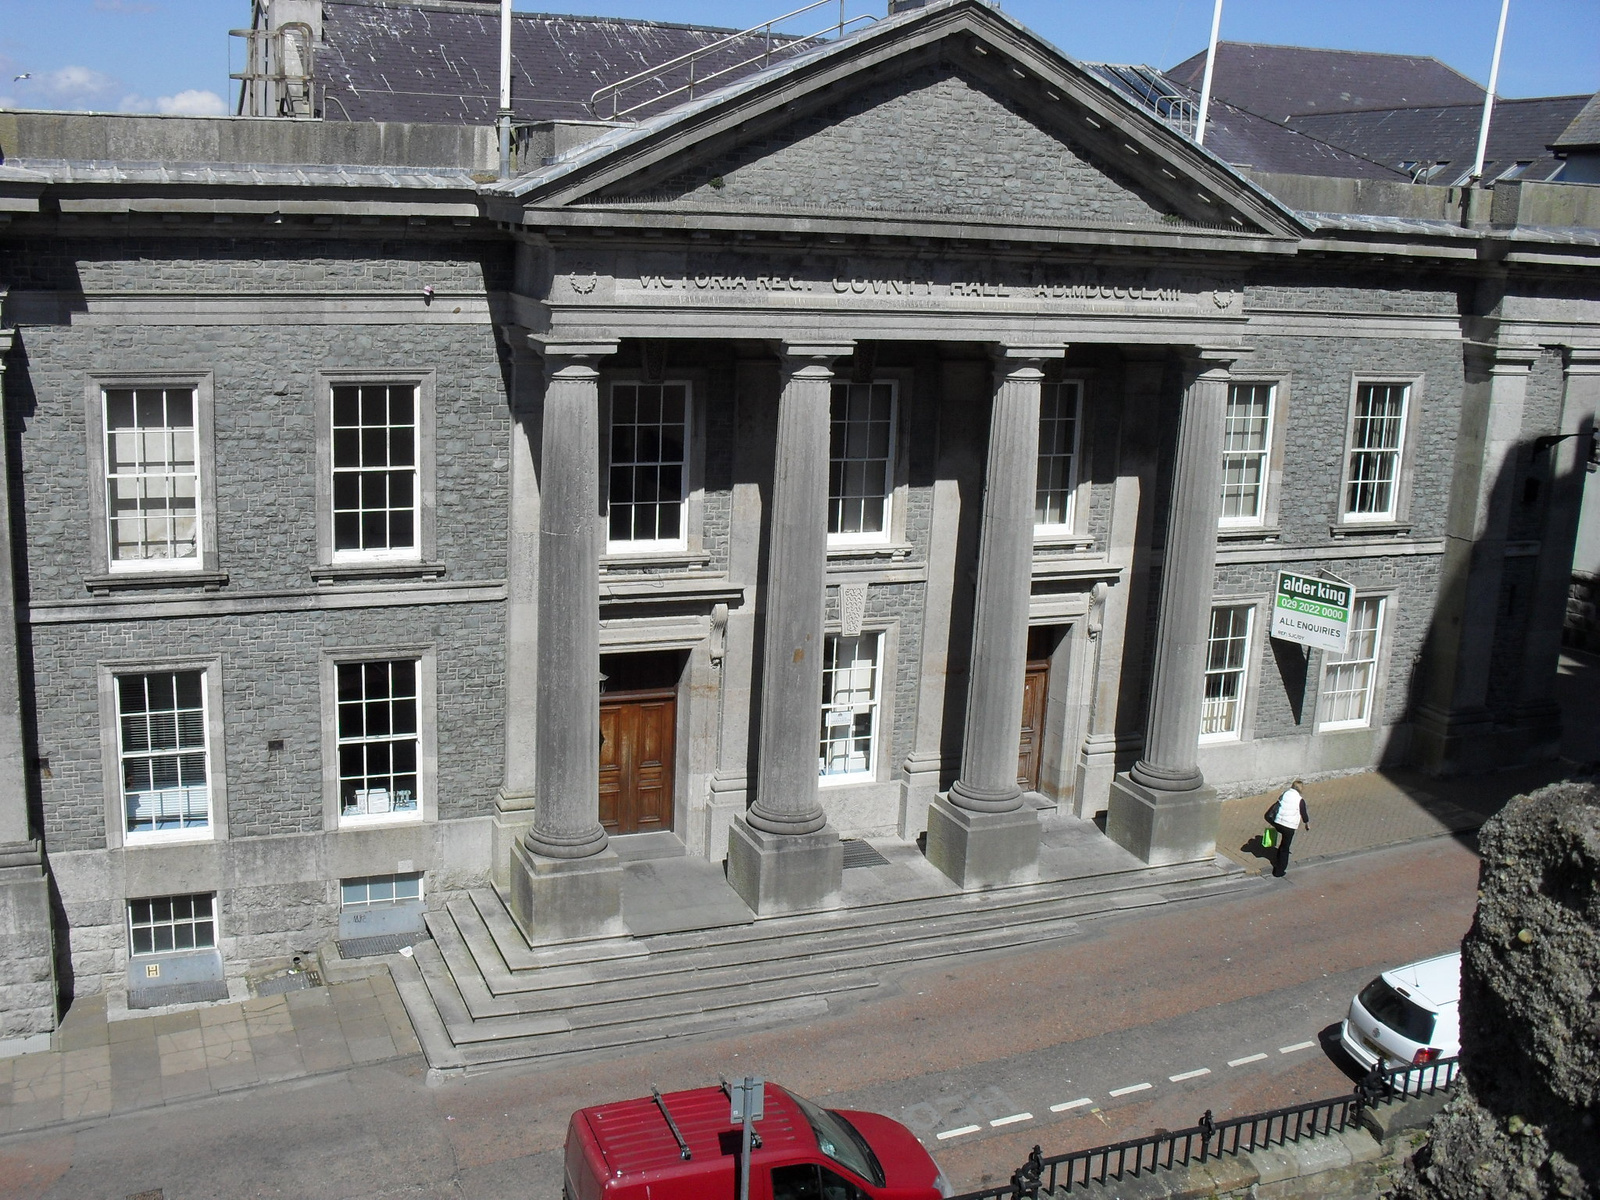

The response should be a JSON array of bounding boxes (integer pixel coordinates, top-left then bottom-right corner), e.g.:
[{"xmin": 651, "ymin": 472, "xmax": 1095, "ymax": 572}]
[{"xmin": 498, "ymin": 0, "xmax": 513, "ymax": 178}]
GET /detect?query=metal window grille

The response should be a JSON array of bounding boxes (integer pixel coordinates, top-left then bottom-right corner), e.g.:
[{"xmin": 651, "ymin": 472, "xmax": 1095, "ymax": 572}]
[
  {"xmin": 1321, "ymin": 597, "xmax": 1384, "ymax": 727},
  {"xmin": 104, "ymin": 388, "xmax": 200, "ymax": 565},
  {"xmin": 1036, "ymin": 382, "xmax": 1083, "ymax": 527},
  {"xmin": 608, "ymin": 382, "xmax": 689, "ymax": 546},
  {"xmin": 829, "ymin": 382, "xmax": 895, "ymax": 538},
  {"xmin": 332, "ymin": 384, "xmax": 417, "ymax": 555},
  {"xmin": 337, "ymin": 660, "xmax": 420, "ymax": 819},
  {"xmin": 340, "ymin": 872, "xmax": 423, "ymax": 908},
  {"xmin": 1201, "ymin": 605, "xmax": 1252, "ymax": 737},
  {"xmin": 128, "ymin": 892, "xmax": 216, "ymax": 955},
  {"xmin": 1220, "ymin": 384, "xmax": 1274, "ymax": 523},
  {"xmin": 119, "ymin": 671, "xmax": 210, "ymax": 835},
  {"xmin": 1345, "ymin": 384, "xmax": 1409, "ymax": 518},
  {"xmin": 819, "ymin": 633, "xmax": 880, "ymax": 779}
]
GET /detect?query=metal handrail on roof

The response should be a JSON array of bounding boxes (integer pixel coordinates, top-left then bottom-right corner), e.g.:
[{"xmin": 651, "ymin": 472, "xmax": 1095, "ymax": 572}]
[
  {"xmin": 588, "ymin": 0, "xmax": 876, "ymax": 121},
  {"xmin": 1092, "ymin": 64, "xmax": 1200, "ymax": 140}
]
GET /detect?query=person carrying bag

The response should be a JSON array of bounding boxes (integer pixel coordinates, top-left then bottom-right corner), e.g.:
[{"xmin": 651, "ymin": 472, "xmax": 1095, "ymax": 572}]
[{"xmin": 1266, "ymin": 780, "xmax": 1309, "ymax": 878}]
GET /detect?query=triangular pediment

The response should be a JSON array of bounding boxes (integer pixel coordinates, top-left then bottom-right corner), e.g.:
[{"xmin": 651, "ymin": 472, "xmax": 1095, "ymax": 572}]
[{"xmin": 506, "ymin": 0, "xmax": 1302, "ymax": 239}]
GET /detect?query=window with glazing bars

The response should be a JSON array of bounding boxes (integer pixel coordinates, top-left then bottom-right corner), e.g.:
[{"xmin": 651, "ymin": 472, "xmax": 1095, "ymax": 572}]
[
  {"xmin": 1201, "ymin": 605, "xmax": 1252, "ymax": 738},
  {"xmin": 818, "ymin": 633, "xmax": 881, "ymax": 779},
  {"xmin": 128, "ymin": 893, "xmax": 216, "ymax": 955},
  {"xmin": 332, "ymin": 384, "xmax": 417, "ymax": 555},
  {"xmin": 341, "ymin": 873, "xmax": 422, "ymax": 908},
  {"xmin": 104, "ymin": 388, "xmax": 200, "ymax": 566},
  {"xmin": 1220, "ymin": 384, "xmax": 1274, "ymax": 524},
  {"xmin": 609, "ymin": 382, "xmax": 688, "ymax": 546},
  {"xmin": 829, "ymin": 382, "xmax": 894, "ymax": 539},
  {"xmin": 1344, "ymin": 384, "xmax": 1409, "ymax": 519},
  {"xmin": 337, "ymin": 660, "xmax": 420, "ymax": 818},
  {"xmin": 1035, "ymin": 382, "xmax": 1082, "ymax": 528},
  {"xmin": 1321, "ymin": 597, "xmax": 1384, "ymax": 727},
  {"xmin": 118, "ymin": 671, "xmax": 209, "ymax": 836}
]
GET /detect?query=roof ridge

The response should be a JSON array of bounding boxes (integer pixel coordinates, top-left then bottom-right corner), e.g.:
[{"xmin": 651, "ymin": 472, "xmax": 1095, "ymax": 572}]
[{"xmin": 1295, "ymin": 94, "xmax": 1588, "ymax": 119}]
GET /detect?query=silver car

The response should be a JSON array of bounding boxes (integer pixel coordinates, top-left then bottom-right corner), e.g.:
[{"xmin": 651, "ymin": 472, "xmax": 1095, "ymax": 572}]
[{"xmin": 1339, "ymin": 951, "xmax": 1461, "ymax": 1071}]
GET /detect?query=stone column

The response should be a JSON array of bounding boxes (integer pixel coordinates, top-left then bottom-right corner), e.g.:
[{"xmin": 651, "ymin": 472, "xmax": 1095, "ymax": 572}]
[
  {"xmin": 1106, "ymin": 352, "xmax": 1232, "ymax": 865},
  {"xmin": 507, "ymin": 338, "xmax": 625, "ymax": 941},
  {"xmin": 0, "ymin": 326, "xmax": 58, "ymax": 1047},
  {"xmin": 726, "ymin": 342, "xmax": 851, "ymax": 915},
  {"xmin": 1512, "ymin": 347, "xmax": 1600, "ymax": 748},
  {"xmin": 492, "ymin": 331, "xmax": 539, "ymax": 894},
  {"xmin": 926, "ymin": 345, "xmax": 1063, "ymax": 889},
  {"xmin": 1414, "ymin": 344, "xmax": 1539, "ymax": 773}
]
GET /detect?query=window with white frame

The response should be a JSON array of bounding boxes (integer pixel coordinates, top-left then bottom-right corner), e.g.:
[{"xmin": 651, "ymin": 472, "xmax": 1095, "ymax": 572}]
[
  {"xmin": 336, "ymin": 660, "xmax": 421, "ymax": 821},
  {"xmin": 1343, "ymin": 383, "xmax": 1410, "ymax": 520},
  {"xmin": 608, "ymin": 382, "xmax": 689, "ymax": 550},
  {"xmin": 128, "ymin": 893, "xmax": 216, "ymax": 956},
  {"xmin": 341, "ymin": 873, "xmax": 422, "ymax": 909},
  {"xmin": 1320, "ymin": 596, "xmax": 1385, "ymax": 728},
  {"xmin": 118, "ymin": 671, "xmax": 211, "ymax": 840},
  {"xmin": 1035, "ymin": 381, "xmax": 1083, "ymax": 530},
  {"xmin": 818, "ymin": 633, "xmax": 882, "ymax": 781},
  {"xmin": 1201, "ymin": 605, "xmax": 1253, "ymax": 740},
  {"xmin": 103, "ymin": 387, "xmax": 201, "ymax": 569},
  {"xmin": 332, "ymin": 383, "xmax": 418, "ymax": 558},
  {"xmin": 1220, "ymin": 383, "xmax": 1275, "ymax": 526},
  {"xmin": 828, "ymin": 382, "xmax": 895, "ymax": 543}
]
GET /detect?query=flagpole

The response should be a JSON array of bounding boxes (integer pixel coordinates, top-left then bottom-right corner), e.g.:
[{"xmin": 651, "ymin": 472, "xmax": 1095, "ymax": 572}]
[
  {"xmin": 1194, "ymin": 0, "xmax": 1224, "ymax": 146},
  {"xmin": 1470, "ymin": 0, "xmax": 1511, "ymax": 181}
]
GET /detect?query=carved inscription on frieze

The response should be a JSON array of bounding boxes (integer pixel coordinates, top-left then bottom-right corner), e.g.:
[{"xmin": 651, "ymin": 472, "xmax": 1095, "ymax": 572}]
[{"xmin": 633, "ymin": 272, "xmax": 1189, "ymax": 303}]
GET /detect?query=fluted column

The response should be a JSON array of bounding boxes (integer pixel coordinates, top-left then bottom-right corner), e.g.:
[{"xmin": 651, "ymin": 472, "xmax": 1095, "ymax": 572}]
[
  {"xmin": 1107, "ymin": 351, "xmax": 1233, "ymax": 866},
  {"xmin": 507, "ymin": 337, "xmax": 624, "ymax": 941},
  {"xmin": 927, "ymin": 345, "xmax": 1063, "ymax": 889},
  {"xmin": 727, "ymin": 343, "xmax": 850, "ymax": 915}
]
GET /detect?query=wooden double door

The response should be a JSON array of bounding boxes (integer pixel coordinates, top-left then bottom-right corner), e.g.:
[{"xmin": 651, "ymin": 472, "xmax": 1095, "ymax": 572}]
[{"xmin": 599, "ymin": 688, "xmax": 676, "ymax": 836}]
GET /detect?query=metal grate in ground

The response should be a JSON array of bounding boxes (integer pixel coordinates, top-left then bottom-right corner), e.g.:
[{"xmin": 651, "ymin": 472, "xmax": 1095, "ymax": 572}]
[
  {"xmin": 338, "ymin": 933, "xmax": 423, "ymax": 959},
  {"xmin": 840, "ymin": 839, "xmax": 890, "ymax": 870},
  {"xmin": 256, "ymin": 969, "xmax": 323, "ymax": 997},
  {"xmin": 127, "ymin": 980, "xmax": 229, "ymax": 1009}
]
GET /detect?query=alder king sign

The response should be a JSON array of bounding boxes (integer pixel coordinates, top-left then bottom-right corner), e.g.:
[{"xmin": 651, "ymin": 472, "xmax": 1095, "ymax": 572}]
[{"xmin": 1271, "ymin": 570, "xmax": 1353, "ymax": 654}]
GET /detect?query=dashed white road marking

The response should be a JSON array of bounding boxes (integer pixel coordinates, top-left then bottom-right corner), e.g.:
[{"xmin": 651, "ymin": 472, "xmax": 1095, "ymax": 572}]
[
  {"xmin": 936, "ymin": 1125, "xmax": 982, "ymax": 1140},
  {"xmin": 1169, "ymin": 1068, "xmax": 1212, "ymax": 1082},
  {"xmin": 1108, "ymin": 1082, "xmax": 1153, "ymax": 1097},
  {"xmin": 1279, "ymin": 1040, "xmax": 1318, "ymax": 1054},
  {"xmin": 1050, "ymin": 1098, "xmax": 1094, "ymax": 1113},
  {"xmin": 990, "ymin": 1113, "xmax": 1033, "ymax": 1127},
  {"xmin": 1228, "ymin": 1052, "xmax": 1269, "ymax": 1067}
]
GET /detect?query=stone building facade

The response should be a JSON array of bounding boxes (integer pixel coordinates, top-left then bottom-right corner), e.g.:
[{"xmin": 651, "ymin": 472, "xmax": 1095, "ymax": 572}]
[{"xmin": 1, "ymin": 0, "xmax": 1597, "ymax": 1042}]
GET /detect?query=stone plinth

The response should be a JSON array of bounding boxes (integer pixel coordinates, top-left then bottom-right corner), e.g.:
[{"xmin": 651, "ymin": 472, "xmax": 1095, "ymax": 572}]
[
  {"xmin": 1106, "ymin": 775, "xmax": 1220, "ymax": 867},
  {"xmin": 0, "ymin": 842, "xmax": 57, "ymax": 1043},
  {"xmin": 924, "ymin": 795, "xmax": 1040, "ymax": 890},
  {"xmin": 508, "ymin": 839, "xmax": 625, "ymax": 942},
  {"xmin": 726, "ymin": 821, "xmax": 842, "ymax": 916}
]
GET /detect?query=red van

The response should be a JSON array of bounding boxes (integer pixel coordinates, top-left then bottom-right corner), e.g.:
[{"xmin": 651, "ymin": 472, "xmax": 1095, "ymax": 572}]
[{"xmin": 563, "ymin": 1082, "xmax": 955, "ymax": 1199}]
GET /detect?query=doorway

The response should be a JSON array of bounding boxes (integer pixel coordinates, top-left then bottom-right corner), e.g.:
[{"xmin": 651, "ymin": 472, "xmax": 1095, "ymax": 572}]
[
  {"xmin": 599, "ymin": 651, "xmax": 683, "ymax": 836},
  {"xmin": 1017, "ymin": 627, "xmax": 1060, "ymax": 791}
]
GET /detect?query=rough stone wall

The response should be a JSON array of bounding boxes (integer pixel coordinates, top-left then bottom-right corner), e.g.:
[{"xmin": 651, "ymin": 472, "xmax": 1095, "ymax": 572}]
[
  {"xmin": 1392, "ymin": 780, "xmax": 1600, "ymax": 1200},
  {"xmin": 1243, "ymin": 267, "xmax": 1463, "ymax": 317},
  {"xmin": 642, "ymin": 64, "xmax": 1174, "ymax": 224}
]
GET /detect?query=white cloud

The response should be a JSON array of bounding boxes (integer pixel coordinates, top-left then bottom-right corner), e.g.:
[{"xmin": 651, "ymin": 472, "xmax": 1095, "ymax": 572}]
[
  {"xmin": 155, "ymin": 89, "xmax": 226, "ymax": 116},
  {"xmin": 40, "ymin": 65, "xmax": 120, "ymax": 102}
]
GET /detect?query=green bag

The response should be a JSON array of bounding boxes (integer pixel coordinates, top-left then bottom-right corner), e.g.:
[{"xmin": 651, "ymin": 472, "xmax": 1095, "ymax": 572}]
[{"xmin": 1261, "ymin": 826, "xmax": 1279, "ymax": 849}]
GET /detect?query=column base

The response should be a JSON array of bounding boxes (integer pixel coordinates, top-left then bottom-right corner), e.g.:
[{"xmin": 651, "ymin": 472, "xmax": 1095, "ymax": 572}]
[
  {"xmin": 508, "ymin": 839, "xmax": 625, "ymax": 943},
  {"xmin": 696, "ymin": 773, "xmax": 748, "ymax": 863},
  {"xmin": 1074, "ymin": 733, "xmax": 1142, "ymax": 820},
  {"xmin": 726, "ymin": 818, "xmax": 842, "ymax": 916},
  {"xmin": 1105, "ymin": 775, "xmax": 1219, "ymax": 867},
  {"xmin": 1411, "ymin": 704, "xmax": 1501, "ymax": 775},
  {"xmin": 491, "ymin": 789, "xmax": 537, "ymax": 896},
  {"xmin": 899, "ymin": 751, "xmax": 941, "ymax": 840},
  {"xmin": 0, "ymin": 841, "xmax": 57, "ymax": 1041},
  {"xmin": 924, "ymin": 795, "xmax": 1039, "ymax": 891}
]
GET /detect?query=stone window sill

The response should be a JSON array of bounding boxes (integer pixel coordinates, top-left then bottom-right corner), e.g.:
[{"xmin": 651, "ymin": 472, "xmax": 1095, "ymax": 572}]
[
  {"xmin": 1218, "ymin": 526, "xmax": 1282, "ymax": 543},
  {"xmin": 85, "ymin": 570, "xmax": 229, "ymax": 596},
  {"xmin": 601, "ymin": 550, "xmax": 713, "ymax": 573},
  {"xmin": 1033, "ymin": 535, "xmax": 1096, "ymax": 552},
  {"xmin": 826, "ymin": 542, "xmax": 914, "ymax": 564},
  {"xmin": 311, "ymin": 562, "xmax": 446, "ymax": 585},
  {"xmin": 1329, "ymin": 522, "xmax": 1412, "ymax": 538}
]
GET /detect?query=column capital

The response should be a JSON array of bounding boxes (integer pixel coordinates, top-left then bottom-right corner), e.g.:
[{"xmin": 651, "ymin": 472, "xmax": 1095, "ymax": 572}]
[
  {"xmin": 774, "ymin": 340, "xmax": 854, "ymax": 363},
  {"xmin": 1183, "ymin": 345, "xmax": 1247, "ymax": 379},
  {"xmin": 525, "ymin": 334, "xmax": 619, "ymax": 367},
  {"xmin": 1465, "ymin": 341, "xmax": 1540, "ymax": 376},
  {"xmin": 1562, "ymin": 346, "xmax": 1600, "ymax": 376}
]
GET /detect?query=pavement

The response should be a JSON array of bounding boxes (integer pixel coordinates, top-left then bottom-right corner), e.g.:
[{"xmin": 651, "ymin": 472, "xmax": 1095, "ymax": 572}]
[{"xmin": 2, "ymin": 652, "xmax": 1595, "ymax": 1145}]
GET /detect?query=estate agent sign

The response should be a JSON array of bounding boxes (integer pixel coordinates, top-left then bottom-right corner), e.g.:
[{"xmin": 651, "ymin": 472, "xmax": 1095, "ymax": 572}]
[{"xmin": 1271, "ymin": 571, "xmax": 1353, "ymax": 654}]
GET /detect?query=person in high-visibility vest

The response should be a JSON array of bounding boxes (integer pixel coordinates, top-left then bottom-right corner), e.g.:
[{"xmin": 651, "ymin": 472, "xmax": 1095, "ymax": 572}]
[{"xmin": 1268, "ymin": 781, "xmax": 1310, "ymax": 878}]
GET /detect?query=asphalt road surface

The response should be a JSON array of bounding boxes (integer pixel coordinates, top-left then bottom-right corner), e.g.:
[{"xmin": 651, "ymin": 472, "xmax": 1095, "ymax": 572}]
[{"xmin": 0, "ymin": 834, "xmax": 1480, "ymax": 1199}]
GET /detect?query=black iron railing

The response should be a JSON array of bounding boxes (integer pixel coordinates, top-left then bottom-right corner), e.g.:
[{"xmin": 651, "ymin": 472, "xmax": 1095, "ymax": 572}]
[{"xmin": 947, "ymin": 1057, "xmax": 1460, "ymax": 1199}]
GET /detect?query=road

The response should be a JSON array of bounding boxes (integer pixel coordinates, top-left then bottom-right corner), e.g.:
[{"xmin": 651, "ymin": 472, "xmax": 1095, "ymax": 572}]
[{"xmin": 0, "ymin": 834, "xmax": 1480, "ymax": 1199}]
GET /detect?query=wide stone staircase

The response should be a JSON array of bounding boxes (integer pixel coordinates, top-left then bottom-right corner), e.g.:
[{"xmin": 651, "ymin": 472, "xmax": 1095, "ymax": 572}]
[{"xmin": 389, "ymin": 847, "xmax": 1261, "ymax": 1073}]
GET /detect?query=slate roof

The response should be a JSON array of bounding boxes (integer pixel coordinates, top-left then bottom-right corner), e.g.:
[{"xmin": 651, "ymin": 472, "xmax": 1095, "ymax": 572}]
[
  {"xmin": 1554, "ymin": 92, "xmax": 1600, "ymax": 150},
  {"xmin": 1291, "ymin": 95, "xmax": 1590, "ymax": 184},
  {"xmin": 316, "ymin": 0, "xmax": 813, "ymax": 124},
  {"xmin": 1166, "ymin": 41, "xmax": 1484, "ymax": 121}
]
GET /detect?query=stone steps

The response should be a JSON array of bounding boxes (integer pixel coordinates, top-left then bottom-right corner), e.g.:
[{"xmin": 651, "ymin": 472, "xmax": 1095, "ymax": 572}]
[{"xmin": 396, "ymin": 855, "xmax": 1261, "ymax": 1072}]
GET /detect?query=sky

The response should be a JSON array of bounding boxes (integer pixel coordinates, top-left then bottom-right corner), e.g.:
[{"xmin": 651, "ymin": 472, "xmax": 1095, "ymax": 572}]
[{"xmin": 0, "ymin": 0, "xmax": 1594, "ymax": 116}]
